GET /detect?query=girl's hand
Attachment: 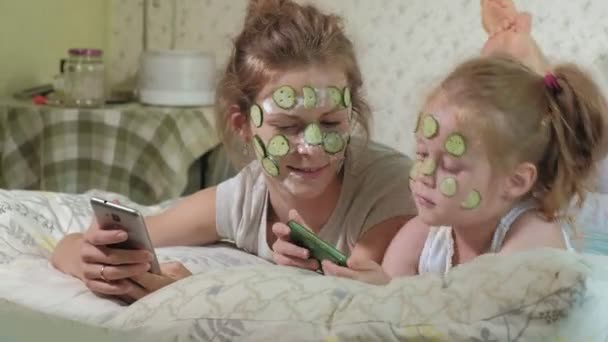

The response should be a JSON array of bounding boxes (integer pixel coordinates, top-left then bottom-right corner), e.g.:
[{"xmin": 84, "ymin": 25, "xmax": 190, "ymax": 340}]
[
  {"xmin": 271, "ymin": 209, "xmax": 319, "ymax": 271},
  {"xmin": 322, "ymin": 257, "xmax": 391, "ymax": 285}
]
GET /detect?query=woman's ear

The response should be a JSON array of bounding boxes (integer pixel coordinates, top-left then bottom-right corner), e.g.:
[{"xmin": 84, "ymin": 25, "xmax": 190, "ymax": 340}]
[
  {"xmin": 502, "ymin": 162, "xmax": 538, "ymax": 200},
  {"xmin": 229, "ymin": 104, "xmax": 252, "ymax": 141}
]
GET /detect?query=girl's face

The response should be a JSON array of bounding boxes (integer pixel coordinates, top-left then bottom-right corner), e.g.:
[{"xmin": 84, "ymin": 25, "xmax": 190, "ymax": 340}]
[
  {"xmin": 247, "ymin": 65, "xmax": 352, "ymax": 199},
  {"xmin": 410, "ymin": 97, "xmax": 510, "ymax": 228}
]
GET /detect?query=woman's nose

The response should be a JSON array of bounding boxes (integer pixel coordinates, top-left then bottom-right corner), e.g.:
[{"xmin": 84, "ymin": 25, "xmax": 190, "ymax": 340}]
[{"xmin": 296, "ymin": 143, "xmax": 324, "ymax": 157}]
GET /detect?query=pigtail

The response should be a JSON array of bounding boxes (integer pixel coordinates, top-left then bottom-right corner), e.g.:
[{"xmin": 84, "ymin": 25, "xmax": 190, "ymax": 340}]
[{"xmin": 537, "ymin": 64, "xmax": 608, "ymax": 218}]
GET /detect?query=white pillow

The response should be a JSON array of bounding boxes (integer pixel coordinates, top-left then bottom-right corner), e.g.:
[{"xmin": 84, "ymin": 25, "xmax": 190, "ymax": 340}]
[{"xmin": 106, "ymin": 248, "xmax": 588, "ymax": 341}]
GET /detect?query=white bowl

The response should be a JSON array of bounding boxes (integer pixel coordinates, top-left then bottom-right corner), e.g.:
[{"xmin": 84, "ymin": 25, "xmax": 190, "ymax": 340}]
[{"xmin": 138, "ymin": 49, "xmax": 216, "ymax": 106}]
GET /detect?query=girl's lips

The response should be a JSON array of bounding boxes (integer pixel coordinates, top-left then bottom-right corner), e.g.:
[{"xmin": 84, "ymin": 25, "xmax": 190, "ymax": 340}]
[{"xmin": 414, "ymin": 193, "xmax": 436, "ymax": 208}]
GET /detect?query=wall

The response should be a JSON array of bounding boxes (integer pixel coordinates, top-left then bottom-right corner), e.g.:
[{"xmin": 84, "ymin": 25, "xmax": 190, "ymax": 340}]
[
  {"xmin": 5, "ymin": 0, "xmax": 608, "ymax": 157},
  {"xmin": 0, "ymin": 0, "xmax": 109, "ymax": 97}
]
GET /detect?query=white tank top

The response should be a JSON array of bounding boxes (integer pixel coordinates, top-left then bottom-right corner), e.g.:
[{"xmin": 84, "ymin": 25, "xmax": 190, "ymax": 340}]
[{"xmin": 418, "ymin": 200, "xmax": 574, "ymax": 276}]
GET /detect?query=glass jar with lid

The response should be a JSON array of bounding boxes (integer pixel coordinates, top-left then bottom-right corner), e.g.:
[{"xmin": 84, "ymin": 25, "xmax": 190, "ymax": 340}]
[{"xmin": 63, "ymin": 48, "xmax": 105, "ymax": 107}]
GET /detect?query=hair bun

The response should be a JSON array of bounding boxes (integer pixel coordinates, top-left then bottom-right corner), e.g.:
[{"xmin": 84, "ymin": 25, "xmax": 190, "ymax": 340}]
[{"xmin": 245, "ymin": 0, "xmax": 287, "ymax": 27}]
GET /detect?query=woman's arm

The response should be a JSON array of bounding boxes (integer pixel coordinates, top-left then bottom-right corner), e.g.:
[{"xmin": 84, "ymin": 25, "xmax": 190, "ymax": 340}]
[
  {"xmin": 51, "ymin": 186, "xmax": 221, "ymax": 295},
  {"xmin": 147, "ymin": 186, "xmax": 220, "ymax": 247}
]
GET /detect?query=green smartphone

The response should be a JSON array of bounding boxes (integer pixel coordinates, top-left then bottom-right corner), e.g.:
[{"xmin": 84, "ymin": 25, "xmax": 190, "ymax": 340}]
[{"xmin": 287, "ymin": 220, "xmax": 348, "ymax": 267}]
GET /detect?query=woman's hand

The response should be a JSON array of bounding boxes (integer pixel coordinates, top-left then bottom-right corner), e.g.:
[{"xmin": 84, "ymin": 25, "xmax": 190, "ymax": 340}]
[
  {"xmin": 322, "ymin": 257, "xmax": 391, "ymax": 285},
  {"xmin": 77, "ymin": 219, "xmax": 155, "ymax": 297},
  {"xmin": 271, "ymin": 209, "xmax": 319, "ymax": 271},
  {"xmin": 128, "ymin": 262, "xmax": 192, "ymax": 300}
]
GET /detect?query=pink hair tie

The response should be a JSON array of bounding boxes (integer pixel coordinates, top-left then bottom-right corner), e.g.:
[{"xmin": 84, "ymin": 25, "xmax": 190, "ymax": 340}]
[{"xmin": 543, "ymin": 73, "xmax": 561, "ymax": 94}]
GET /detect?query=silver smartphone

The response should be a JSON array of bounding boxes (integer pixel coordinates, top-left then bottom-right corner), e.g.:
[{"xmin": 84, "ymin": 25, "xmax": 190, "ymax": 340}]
[{"xmin": 90, "ymin": 197, "xmax": 161, "ymax": 274}]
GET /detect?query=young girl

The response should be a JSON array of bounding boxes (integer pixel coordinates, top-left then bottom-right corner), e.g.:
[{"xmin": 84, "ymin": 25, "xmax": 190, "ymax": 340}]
[
  {"xmin": 323, "ymin": 1, "xmax": 608, "ymax": 284},
  {"xmin": 50, "ymin": 0, "xmax": 416, "ymax": 301},
  {"xmin": 324, "ymin": 54, "xmax": 607, "ymax": 284}
]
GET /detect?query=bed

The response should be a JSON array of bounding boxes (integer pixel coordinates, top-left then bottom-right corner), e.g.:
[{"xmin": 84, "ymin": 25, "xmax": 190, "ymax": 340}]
[{"xmin": 0, "ymin": 188, "xmax": 607, "ymax": 341}]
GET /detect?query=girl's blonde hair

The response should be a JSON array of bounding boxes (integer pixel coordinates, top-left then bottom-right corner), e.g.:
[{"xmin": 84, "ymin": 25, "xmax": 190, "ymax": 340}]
[
  {"xmin": 437, "ymin": 55, "xmax": 608, "ymax": 219},
  {"xmin": 215, "ymin": 0, "xmax": 371, "ymax": 168}
]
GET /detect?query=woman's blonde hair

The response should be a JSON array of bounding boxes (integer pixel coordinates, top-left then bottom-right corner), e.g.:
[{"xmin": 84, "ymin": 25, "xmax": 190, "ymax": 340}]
[
  {"xmin": 437, "ymin": 55, "xmax": 608, "ymax": 219},
  {"xmin": 215, "ymin": 0, "xmax": 371, "ymax": 168}
]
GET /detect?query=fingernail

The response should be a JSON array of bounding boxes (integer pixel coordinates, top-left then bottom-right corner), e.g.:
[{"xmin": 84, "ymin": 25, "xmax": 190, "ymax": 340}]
[
  {"xmin": 117, "ymin": 231, "xmax": 127, "ymax": 239},
  {"xmin": 146, "ymin": 263, "xmax": 151, "ymax": 270}
]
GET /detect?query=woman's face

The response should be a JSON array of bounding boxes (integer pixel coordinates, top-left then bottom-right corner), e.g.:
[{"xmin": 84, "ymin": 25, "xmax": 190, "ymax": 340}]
[{"xmin": 248, "ymin": 64, "xmax": 353, "ymax": 199}]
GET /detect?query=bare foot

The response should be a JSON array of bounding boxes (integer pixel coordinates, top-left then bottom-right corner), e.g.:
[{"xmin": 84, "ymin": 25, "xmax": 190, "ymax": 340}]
[
  {"xmin": 512, "ymin": 11, "xmax": 531, "ymax": 34},
  {"xmin": 482, "ymin": 12, "xmax": 550, "ymax": 74},
  {"xmin": 481, "ymin": 0, "xmax": 518, "ymax": 36}
]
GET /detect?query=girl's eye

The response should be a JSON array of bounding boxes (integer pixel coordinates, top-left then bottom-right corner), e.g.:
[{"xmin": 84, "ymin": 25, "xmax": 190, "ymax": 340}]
[
  {"xmin": 443, "ymin": 163, "xmax": 462, "ymax": 174},
  {"xmin": 321, "ymin": 121, "xmax": 340, "ymax": 127}
]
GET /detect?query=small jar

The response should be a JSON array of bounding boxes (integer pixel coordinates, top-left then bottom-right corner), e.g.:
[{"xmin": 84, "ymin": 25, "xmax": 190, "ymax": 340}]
[{"xmin": 63, "ymin": 48, "xmax": 105, "ymax": 107}]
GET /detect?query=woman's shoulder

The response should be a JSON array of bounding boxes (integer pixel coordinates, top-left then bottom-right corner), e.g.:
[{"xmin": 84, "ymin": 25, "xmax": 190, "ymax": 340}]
[{"xmin": 216, "ymin": 160, "xmax": 266, "ymax": 197}]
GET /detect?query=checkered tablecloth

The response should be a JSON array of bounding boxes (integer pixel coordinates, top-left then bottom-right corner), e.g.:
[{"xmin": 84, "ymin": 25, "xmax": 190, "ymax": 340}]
[{"xmin": 0, "ymin": 99, "xmax": 219, "ymax": 204}]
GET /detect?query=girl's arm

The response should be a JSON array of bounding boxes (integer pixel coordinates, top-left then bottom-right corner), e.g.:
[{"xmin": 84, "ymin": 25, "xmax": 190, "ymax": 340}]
[{"xmin": 381, "ymin": 216, "xmax": 429, "ymax": 277}]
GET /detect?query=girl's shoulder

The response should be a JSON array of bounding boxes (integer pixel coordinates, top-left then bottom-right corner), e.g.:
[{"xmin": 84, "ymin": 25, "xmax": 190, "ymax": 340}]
[{"xmin": 501, "ymin": 210, "xmax": 567, "ymax": 253}]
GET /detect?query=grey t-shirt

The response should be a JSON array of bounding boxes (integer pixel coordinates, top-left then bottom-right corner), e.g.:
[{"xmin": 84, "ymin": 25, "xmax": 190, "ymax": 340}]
[{"xmin": 215, "ymin": 137, "xmax": 416, "ymax": 261}]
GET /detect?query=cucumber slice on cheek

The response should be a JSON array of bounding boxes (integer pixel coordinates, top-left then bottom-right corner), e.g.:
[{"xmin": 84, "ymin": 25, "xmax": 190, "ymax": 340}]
[
  {"xmin": 420, "ymin": 158, "xmax": 437, "ymax": 176},
  {"xmin": 439, "ymin": 177, "xmax": 458, "ymax": 197},
  {"xmin": 323, "ymin": 132, "xmax": 345, "ymax": 154},
  {"xmin": 273, "ymin": 86, "xmax": 296, "ymax": 109},
  {"xmin": 267, "ymin": 135, "xmax": 290, "ymax": 157},
  {"xmin": 252, "ymin": 135, "xmax": 266, "ymax": 159},
  {"xmin": 409, "ymin": 161, "xmax": 421, "ymax": 179},
  {"xmin": 262, "ymin": 157, "xmax": 279, "ymax": 177},
  {"xmin": 461, "ymin": 190, "xmax": 481, "ymax": 209}
]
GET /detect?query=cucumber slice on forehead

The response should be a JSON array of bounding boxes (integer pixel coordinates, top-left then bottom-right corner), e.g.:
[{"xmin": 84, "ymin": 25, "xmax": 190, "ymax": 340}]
[
  {"xmin": 304, "ymin": 123, "xmax": 323, "ymax": 145},
  {"xmin": 323, "ymin": 132, "xmax": 345, "ymax": 154},
  {"xmin": 420, "ymin": 158, "xmax": 437, "ymax": 176},
  {"xmin": 439, "ymin": 177, "xmax": 458, "ymax": 197},
  {"xmin": 444, "ymin": 133, "xmax": 466, "ymax": 157},
  {"xmin": 252, "ymin": 135, "xmax": 266, "ymax": 159},
  {"xmin": 267, "ymin": 135, "xmax": 290, "ymax": 157},
  {"xmin": 421, "ymin": 114, "xmax": 439, "ymax": 139},
  {"xmin": 302, "ymin": 86, "xmax": 317, "ymax": 108},
  {"xmin": 327, "ymin": 87, "xmax": 343, "ymax": 109},
  {"xmin": 262, "ymin": 157, "xmax": 280, "ymax": 177},
  {"xmin": 250, "ymin": 104, "xmax": 263, "ymax": 127},
  {"xmin": 461, "ymin": 190, "xmax": 481, "ymax": 209},
  {"xmin": 273, "ymin": 86, "xmax": 296, "ymax": 109},
  {"xmin": 343, "ymin": 87, "xmax": 352, "ymax": 107}
]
